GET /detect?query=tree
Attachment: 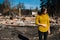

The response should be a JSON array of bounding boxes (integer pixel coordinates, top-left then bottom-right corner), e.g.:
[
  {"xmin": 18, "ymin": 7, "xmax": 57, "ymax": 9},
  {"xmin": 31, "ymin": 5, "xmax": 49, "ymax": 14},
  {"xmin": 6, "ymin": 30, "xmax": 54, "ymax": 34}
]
[
  {"xmin": 3, "ymin": 0, "xmax": 10, "ymax": 8},
  {"xmin": 17, "ymin": 3, "xmax": 25, "ymax": 16},
  {"xmin": 40, "ymin": 0, "xmax": 57, "ymax": 16},
  {"xmin": 2, "ymin": 0, "xmax": 11, "ymax": 16},
  {"xmin": 0, "ymin": 4, "xmax": 3, "ymax": 13},
  {"xmin": 17, "ymin": 3, "xmax": 25, "ymax": 9},
  {"xmin": 35, "ymin": 7, "xmax": 38, "ymax": 11}
]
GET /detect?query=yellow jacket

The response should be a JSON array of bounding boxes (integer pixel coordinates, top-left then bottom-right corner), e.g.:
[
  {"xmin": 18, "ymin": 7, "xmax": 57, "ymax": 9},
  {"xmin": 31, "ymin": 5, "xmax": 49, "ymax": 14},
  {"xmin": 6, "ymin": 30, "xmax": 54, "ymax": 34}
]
[{"xmin": 36, "ymin": 13, "xmax": 50, "ymax": 32}]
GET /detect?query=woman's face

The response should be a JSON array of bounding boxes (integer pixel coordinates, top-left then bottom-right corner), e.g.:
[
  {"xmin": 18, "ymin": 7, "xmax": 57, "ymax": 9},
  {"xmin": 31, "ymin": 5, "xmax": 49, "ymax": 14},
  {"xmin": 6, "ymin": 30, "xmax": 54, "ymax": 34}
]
[{"xmin": 44, "ymin": 9, "xmax": 47, "ymax": 14}]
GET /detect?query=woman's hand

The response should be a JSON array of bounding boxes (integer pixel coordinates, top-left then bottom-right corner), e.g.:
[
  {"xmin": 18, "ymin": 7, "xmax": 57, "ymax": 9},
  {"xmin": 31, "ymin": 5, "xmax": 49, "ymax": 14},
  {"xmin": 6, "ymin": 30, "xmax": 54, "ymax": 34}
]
[
  {"xmin": 48, "ymin": 29, "xmax": 51, "ymax": 35},
  {"xmin": 41, "ymin": 24, "xmax": 47, "ymax": 27},
  {"xmin": 38, "ymin": 23, "xmax": 47, "ymax": 27}
]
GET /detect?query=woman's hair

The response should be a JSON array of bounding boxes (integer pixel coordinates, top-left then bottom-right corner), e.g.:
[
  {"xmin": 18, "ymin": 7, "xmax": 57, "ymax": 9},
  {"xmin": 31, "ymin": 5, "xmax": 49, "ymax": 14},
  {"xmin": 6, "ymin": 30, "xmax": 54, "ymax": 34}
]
[{"xmin": 38, "ymin": 7, "xmax": 47, "ymax": 15}]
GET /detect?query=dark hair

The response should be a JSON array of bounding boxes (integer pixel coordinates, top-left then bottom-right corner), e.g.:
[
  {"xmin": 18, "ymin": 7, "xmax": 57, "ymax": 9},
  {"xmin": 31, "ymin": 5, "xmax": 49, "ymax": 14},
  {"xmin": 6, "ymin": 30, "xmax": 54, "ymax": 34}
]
[{"xmin": 38, "ymin": 7, "xmax": 47, "ymax": 15}]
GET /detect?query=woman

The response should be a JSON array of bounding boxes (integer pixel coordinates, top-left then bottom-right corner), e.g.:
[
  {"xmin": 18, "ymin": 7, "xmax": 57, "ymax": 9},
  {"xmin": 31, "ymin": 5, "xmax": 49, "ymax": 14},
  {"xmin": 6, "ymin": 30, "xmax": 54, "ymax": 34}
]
[{"xmin": 36, "ymin": 7, "xmax": 50, "ymax": 40}]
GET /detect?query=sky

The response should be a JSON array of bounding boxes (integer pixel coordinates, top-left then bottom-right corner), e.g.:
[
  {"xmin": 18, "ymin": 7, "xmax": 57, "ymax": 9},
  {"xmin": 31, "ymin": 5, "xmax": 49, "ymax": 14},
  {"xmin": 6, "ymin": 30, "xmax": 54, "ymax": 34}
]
[{"xmin": 0, "ymin": 0, "xmax": 41, "ymax": 9}]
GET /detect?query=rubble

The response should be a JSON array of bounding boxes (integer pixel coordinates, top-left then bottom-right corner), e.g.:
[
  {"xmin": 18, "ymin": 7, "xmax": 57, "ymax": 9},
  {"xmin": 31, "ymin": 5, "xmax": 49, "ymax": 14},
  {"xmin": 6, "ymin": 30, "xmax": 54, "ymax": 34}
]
[{"xmin": 0, "ymin": 16, "xmax": 60, "ymax": 40}]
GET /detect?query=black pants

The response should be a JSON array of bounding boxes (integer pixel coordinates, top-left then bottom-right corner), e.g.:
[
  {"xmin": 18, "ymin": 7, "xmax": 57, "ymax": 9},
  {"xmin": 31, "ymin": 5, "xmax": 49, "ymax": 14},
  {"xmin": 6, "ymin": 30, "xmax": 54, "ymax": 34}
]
[{"xmin": 38, "ymin": 30, "xmax": 48, "ymax": 40}]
